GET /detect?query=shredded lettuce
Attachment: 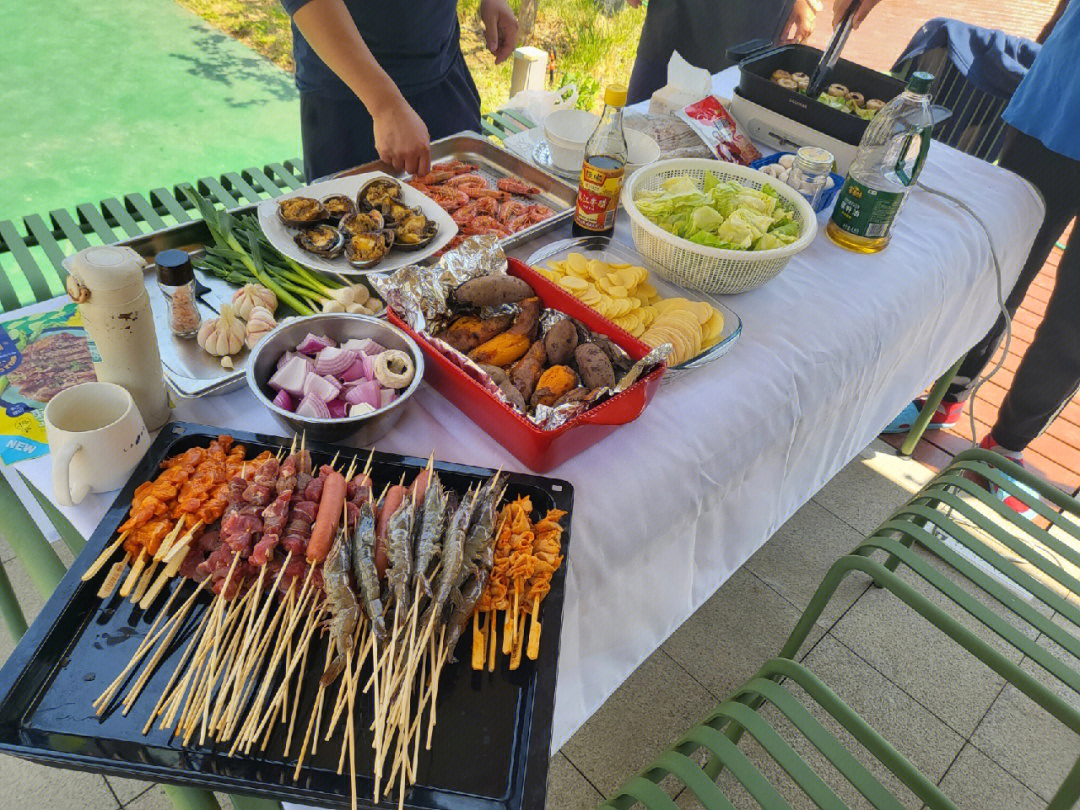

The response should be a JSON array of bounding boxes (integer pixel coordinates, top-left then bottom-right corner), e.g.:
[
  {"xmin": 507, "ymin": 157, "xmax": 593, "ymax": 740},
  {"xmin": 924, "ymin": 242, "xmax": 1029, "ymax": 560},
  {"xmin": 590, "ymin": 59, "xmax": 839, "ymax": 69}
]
[{"xmin": 634, "ymin": 172, "xmax": 801, "ymax": 251}]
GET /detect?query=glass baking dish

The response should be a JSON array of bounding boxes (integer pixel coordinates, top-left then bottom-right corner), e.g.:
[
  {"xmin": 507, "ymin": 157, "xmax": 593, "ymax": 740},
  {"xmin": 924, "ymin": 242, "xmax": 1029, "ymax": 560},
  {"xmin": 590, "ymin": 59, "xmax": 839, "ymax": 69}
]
[{"xmin": 526, "ymin": 236, "xmax": 742, "ymax": 373}]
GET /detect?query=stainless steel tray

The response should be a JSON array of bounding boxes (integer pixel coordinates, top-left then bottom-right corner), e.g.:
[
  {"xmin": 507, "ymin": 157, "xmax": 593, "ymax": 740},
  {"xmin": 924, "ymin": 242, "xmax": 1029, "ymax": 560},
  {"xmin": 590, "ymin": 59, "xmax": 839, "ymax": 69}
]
[{"xmin": 337, "ymin": 131, "xmax": 577, "ymax": 252}]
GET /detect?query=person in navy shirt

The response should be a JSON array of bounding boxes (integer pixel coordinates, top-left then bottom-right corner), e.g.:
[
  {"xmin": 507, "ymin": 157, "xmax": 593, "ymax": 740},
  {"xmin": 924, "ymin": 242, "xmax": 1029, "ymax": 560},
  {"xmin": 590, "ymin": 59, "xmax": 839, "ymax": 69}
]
[
  {"xmin": 872, "ymin": 0, "xmax": 1080, "ymax": 515},
  {"xmin": 279, "ymin": 0, "xmax": 518, "ymax": 180}
]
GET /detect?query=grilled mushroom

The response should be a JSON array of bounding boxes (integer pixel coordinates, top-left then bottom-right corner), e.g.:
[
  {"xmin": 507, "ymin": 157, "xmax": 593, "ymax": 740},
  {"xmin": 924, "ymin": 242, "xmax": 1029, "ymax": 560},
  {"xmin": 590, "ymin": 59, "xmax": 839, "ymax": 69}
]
[
  {"xmin": 771, "ymin": 69, "xmax": 793, "ymax": 83},
  {"xmin": 791, "ymin": 72, "xmax": 810, "ymax": 91},
  {"xmin": 865, "ymin": 99, "xmax": 885, "ymax": 112},
  {"xmin": 777, "ymin": 77, "xmax": 798, "ymax": 91},
  {"xmin": 827, "ymin": 83, "xmax": 849, "ymax": 98},
  {"xmin": 846, "ymin": 91, "xmax": 865, "ymax": 107}
]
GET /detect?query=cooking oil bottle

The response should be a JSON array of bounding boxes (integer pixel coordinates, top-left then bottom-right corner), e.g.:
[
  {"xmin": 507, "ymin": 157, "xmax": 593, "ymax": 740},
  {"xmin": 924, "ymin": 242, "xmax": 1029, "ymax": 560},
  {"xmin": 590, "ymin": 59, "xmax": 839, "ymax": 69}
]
[
  {"xmin": 573, "ymin": 84, "xmax": 628, "ymax": 237},
  {"xmin": 826, "ymin": 71, "xmax": 935, "ymax": 253}
]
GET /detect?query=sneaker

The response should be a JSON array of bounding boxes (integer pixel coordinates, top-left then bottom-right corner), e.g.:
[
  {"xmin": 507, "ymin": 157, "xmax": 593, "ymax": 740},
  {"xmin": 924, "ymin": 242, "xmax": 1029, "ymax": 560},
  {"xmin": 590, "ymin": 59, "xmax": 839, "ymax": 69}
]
[
  {"xmin": 881, "ymin": 398, "xmax": 965, "ymax": 435},
  {"xmin": 978, "ymin": 434, "xmax": 1039, "ymax": 520}
]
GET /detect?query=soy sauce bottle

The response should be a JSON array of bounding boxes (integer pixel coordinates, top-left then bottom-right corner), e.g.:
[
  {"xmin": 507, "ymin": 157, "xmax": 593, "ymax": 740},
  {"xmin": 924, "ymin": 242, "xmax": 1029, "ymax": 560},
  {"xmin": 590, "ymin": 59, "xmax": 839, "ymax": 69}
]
[{"xmin": 572, "ymin": 84, "xmax": 628, "ymax": 237}]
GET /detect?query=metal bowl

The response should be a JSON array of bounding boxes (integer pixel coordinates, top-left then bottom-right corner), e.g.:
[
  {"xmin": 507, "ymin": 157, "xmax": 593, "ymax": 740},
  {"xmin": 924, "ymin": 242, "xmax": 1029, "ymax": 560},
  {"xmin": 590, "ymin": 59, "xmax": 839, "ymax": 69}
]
[{"xmin": 246, "ymin": 313, "xmax": 425, "ymax": 445}]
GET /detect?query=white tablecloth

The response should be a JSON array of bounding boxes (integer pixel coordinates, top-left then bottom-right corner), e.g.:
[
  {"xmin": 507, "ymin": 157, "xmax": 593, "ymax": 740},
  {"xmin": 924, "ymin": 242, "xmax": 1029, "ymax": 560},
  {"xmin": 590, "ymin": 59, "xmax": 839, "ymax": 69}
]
[{"xmin": 6, "ymin": 69, "xmax": 1042, "ymax": 770}]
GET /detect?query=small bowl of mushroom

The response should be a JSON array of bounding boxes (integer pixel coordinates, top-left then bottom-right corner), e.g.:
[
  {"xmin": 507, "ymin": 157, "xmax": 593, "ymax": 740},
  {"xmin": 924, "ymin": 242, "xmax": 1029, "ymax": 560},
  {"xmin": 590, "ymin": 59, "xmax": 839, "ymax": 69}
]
[{"xmin": 246, "ymin": 313, "xmax": 424, "ymax": 444}]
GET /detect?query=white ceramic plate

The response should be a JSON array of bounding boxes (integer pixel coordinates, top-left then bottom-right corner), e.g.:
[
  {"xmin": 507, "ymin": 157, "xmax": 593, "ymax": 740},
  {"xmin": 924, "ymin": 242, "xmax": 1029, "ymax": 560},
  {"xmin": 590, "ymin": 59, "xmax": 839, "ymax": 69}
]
[{"xmin": 257, "ymin": 171, "xmax": 458, "ymax": 276}]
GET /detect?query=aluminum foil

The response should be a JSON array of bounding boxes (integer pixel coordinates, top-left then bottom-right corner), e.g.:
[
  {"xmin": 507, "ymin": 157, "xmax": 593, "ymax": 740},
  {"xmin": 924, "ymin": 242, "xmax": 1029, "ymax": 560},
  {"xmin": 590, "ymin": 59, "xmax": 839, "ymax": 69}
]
[
  {"xmin": 369, "ymin": 235, "xmax": 506, "ymax": 332},
  {"xmin": 372, "ymin": 236, "xmax": 665, "ymax": 430}
]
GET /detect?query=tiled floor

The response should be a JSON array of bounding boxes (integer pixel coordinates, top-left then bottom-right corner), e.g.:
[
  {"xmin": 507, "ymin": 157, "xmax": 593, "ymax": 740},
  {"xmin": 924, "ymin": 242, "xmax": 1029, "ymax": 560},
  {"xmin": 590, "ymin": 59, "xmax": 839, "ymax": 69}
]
[{"xmin": 4, "ymin": 438, "xmax": 1077, "ymax": 808}]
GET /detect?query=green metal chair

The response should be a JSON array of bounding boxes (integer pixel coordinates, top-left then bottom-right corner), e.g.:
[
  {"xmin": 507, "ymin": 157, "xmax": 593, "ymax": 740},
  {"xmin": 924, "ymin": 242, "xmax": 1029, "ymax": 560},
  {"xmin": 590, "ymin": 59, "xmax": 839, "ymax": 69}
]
[
  {"xmin": 480, "ymin": 109, "xmax": 535, "ymax": 143},
  {"xmin": 0, "ymin": 473, "xmax": 281, "ymax": 810},
  {"xmin": 600, "ymin": 449, "xmax": 1080, "ymax": 809}
]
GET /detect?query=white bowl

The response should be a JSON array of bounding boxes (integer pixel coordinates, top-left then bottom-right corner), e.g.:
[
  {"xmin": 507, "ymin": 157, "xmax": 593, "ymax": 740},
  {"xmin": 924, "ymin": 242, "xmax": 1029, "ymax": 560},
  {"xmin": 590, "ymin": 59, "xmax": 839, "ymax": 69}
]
[
  {"xmin": 542, "ymin": 110, "xmax": 662, "ymax": 174},
  {"xmin": 543, "ymin": 109, "xmax": 598, "ymax": 171}
]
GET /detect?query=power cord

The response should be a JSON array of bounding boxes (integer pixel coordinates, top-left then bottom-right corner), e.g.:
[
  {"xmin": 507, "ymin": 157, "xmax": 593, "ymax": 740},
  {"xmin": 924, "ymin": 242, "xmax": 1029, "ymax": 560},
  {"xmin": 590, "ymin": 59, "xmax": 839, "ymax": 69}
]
[{"xmin": 914, "ymin": 180, "xmax": 1012, "ymax": 450}]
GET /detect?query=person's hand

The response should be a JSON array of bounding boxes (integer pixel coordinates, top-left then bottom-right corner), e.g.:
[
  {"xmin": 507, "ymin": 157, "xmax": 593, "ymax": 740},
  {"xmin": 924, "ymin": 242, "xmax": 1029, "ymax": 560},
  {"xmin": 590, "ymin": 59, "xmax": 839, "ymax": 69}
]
[
  {"xmin": 371, "ymin": 93, "xmax": 431, "ymax": 176},
  {"xmin": 832, "ymin": 0, "xmax": 884, "ymax": 29},
  {"xmin": 625, "ymin": 0, "xmax": 643, "ymax": 6},
  {"xmin": 780, "ymin": 0, "xmax": 822, "ymax": 43},
  {"xmin": 479, "ymin": 0, "xmax": 518, "ymax": 63}
]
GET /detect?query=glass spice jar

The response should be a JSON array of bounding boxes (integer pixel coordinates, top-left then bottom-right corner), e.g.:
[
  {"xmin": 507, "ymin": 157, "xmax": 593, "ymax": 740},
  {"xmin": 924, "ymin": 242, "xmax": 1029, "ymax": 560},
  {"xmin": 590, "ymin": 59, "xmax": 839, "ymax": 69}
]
[
  {"xmin": 789, "ymin": 146, "xmax": 835, "ymax": 210},
  {"xmin": 155, "ymin": 249, "xmax": 202, "ymax": 338}
]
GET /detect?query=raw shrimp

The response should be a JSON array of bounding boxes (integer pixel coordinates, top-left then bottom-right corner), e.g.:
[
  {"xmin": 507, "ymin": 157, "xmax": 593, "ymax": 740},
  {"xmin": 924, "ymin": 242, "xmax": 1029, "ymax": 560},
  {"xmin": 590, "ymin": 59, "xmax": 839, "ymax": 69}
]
[
  {"xmin": 351, "ymin": 498, "xmax": 387, "ymax": 640},
  {"xmin": 320, "ymin": 530, "xmax": 360, "ymax": 686},
  {"xmin": 413, "ymin": 472, "xmax": 448, "ymax": 596}
]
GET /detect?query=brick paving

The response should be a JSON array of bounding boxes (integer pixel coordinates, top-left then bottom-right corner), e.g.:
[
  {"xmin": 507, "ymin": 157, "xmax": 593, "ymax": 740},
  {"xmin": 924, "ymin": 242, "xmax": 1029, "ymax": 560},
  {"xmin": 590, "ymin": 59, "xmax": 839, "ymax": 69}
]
[{"xmin": 835, "ymin": 1, "xmax": 1080, "ymax": 494}]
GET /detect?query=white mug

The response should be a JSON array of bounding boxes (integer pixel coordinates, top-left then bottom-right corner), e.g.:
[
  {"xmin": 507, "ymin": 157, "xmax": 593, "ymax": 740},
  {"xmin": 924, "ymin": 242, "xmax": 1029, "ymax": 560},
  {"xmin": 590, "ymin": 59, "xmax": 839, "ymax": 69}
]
[{"xmin": 44, "ymin": 382, "xmax": 149, "ymax": 506}]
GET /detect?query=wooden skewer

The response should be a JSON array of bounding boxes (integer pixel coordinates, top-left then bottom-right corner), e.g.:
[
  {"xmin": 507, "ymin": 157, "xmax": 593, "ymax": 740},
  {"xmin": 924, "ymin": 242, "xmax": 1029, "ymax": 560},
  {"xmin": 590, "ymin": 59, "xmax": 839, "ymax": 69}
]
[
  {"xmin": 162, "ymin": 520, "xmax": 203, "ymax": 565},
  {"xmin": 281, "ymin": 613, "xmax": 317, "ymax": 757},
  {"xmin": 253, "ymin": 598, "xmax": 322, "ymax": 744},
  {"xmin": 371, "ymin": 634, "xmax": 383, "ymax": 803},
  {"xmin": 130, "ymin": 559, "xmax": 158, "ymax": 604},
  {"xmin": 98, "ymin": 551, "xmax": 131, "ymax": 599},
  {"xmin": 82, "ymin": 532, "xmax": 128, "ymax": 581},
  {"xmin": 197, "ymin": 584, "xmax": 253, "ymax": 745},
  {"xmin": 209, "ymin": 567, "xmax": 267, "ymax": 735},
  {"xmin": 425, "ymin": 624, "xmax": 448, "ymax": 750},
  {"xmin": 293, "ymin": 642, "xmax": 335, "ymax": 781},
  {"xmin": 527, "ymin": 596, "xmax": 542, "ymax": 660},
  {"xmin": 509, "ymin": 612, "xmax": 526, "ymax": 670},
  {"xmin": 153, "ymin": 518, "xmax": 186, "ymax": 562},
  {"xmin": 120, "ymin": 549, "xmax": 149, "ymax": 598},
  {"xmin": 345, "ymin": 643, "xmax": 358, "ymax": 810},
  {"xmin": 488, "ymin": 610, "xmax": 498, "ymax": 672},
  {"xmin": 93, "ymin": 579, "xmax": 192, "ymax": 711},
  {"xmin": 472, "ymin": 612, "xmax": 485, "ymax": 670},
  {"xmin": 502, "ymin": 606, "xmax": 514, "ymax": 655},
  {"xmin": 120, "ymin": 579, "xmax": 211, "ymax": 714}
]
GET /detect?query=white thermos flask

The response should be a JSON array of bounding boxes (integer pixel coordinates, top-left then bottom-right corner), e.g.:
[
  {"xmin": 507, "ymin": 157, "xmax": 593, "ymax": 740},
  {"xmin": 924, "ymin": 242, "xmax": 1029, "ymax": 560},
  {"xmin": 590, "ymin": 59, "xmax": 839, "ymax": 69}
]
[{"xmin": 63, "ymin": 246, "xmax": 171, "ymax": 431}]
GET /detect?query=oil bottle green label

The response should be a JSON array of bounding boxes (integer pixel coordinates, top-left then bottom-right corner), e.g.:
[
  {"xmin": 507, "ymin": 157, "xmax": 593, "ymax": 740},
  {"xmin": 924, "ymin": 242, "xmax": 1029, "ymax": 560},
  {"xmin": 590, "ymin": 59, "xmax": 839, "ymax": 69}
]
[{"xmin": 830, "ymin": 177, "xmax": 904, "ymax": 240}]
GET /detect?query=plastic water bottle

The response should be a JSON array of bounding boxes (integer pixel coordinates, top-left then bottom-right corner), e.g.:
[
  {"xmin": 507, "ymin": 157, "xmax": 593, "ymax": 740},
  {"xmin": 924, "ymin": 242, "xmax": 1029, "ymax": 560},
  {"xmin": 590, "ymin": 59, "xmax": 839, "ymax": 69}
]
[{"xmin": 826, "ymin": 71, "xmax": 935, "ymax": 253}]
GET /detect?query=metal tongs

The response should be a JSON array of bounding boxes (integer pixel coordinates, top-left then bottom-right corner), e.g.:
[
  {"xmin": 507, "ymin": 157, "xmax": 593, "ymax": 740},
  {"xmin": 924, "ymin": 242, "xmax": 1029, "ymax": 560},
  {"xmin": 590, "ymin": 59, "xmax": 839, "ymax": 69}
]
[{"xmin": 806, "ymin": 0, "xmax": 861, "ymax": 98}]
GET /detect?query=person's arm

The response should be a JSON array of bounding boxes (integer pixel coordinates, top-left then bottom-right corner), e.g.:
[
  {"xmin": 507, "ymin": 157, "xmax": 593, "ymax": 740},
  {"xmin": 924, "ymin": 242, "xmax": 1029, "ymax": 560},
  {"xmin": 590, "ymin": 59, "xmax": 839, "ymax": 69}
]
[
  {"xmin": 831, "ymin": 0, "xmax": 885, "ymax": 29},
  {"xmin": 292, "ymin": 0, "xmax": 431, "ymax": 175},
  {"xmin": 1037, "ymin": 0, "xmax": 1070, "ymax": 43},
  {"xmin": 780, "ymin": 0, "xmax": 824, "ymax": 43}
]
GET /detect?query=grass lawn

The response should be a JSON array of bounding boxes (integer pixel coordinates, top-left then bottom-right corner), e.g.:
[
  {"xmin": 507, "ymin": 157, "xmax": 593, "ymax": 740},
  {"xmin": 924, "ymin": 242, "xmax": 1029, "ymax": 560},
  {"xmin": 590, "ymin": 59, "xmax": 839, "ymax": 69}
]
[{"xmin": 173, "ymin": 0, "xmax": 645, "ymax": 113}]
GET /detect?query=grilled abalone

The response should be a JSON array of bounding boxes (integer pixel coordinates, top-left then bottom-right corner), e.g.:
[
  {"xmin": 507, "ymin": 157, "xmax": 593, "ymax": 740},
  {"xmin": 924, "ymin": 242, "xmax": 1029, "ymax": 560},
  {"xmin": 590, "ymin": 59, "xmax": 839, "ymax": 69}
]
[
  {"xmin": 356, "ymin": 177, "xmax": 404, "ymax": 215},
  {"xmin": 345, "ymin": 230, "xmax": 394, "ymax": 269},
  {"xmin": 339, "ymin": 210, "xmax": 385, "ymax": 236},
  {"xmin": 278, "ymin": 196, "xmax": 327, "ymax": 227},
  {"xmin": 392, "ymin": 208, "xmax": 438, "ymax": 250},
  {"xmin": 294, "ymin": 224, "xmax": 345, "ymax": 259},
  {"xmin": 321, "ymin": 193, "xmax": 357, "ymax": 222}
]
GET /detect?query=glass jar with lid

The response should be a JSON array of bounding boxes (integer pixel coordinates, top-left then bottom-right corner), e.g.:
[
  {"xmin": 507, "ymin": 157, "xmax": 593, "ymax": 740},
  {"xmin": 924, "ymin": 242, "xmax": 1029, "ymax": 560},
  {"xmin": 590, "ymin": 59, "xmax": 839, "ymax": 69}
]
[
  {"xmin": 156, "ymin": 249, "xmax": 202, "ymax": 338},
  {"xmin": 788, "ymin": 146, "xmax": 835, "ymax": 209}
]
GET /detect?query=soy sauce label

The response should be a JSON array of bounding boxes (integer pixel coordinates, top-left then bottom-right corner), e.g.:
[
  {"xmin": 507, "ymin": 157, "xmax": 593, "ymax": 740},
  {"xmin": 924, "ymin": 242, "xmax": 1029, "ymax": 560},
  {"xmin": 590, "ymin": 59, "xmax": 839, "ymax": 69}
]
[
  {"xmin": 830, "ymin": 176, "xmax": 904, "ymax": 240},
  {"xmin": 574, "ymin": 156, "xmax": 625, "ymax": 232}
]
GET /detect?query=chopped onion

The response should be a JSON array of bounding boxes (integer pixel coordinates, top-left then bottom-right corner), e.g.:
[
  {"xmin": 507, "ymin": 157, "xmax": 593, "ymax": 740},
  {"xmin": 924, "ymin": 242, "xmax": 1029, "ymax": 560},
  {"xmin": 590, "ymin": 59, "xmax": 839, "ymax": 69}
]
[
  {"xmin": 350, "ymin": 402, "xmax": 376, "ymax": 417},
  {"xmin": 342, "ymin": 337, "xmax": 385, "ymax": 356},
  {"xmin": 360, "ymin": 352, "xmax": 376, "ymax": 381},
  {"xmin": 296, "ymin": 393, "xmax": 331, "ymax": 419},
  {"xmin": 272, "ymin": 389, "xmax": 295, "ymax": 411},
  {"xmin": 379, "ymin": 388, "xmax": 397, "ymax": 409},
  {"xmin": 343, "ymin": 379, "xmax": 381, "ymax": 409},
  {"xmin": 276, "ymin": 351, "xmax": 314, "ymax": 373},
  {"xmin": 296, "ymin": 332, "xmax": 336, "ymax": 355},
  {"xmin": 302, "ymin": 371, "xmax": 341, "ymax": 402},
  {"xmin": 269, "ymin": 356, "xmax": 309, "ymax": 396},
  {"xmin": 327, "ymin": 398, "xmax": 349, "ymax": 419},
  {"xmin": 340, "ymin": 358, "xmax": 366, "ymax": 382},
  {"xmin": 314, "ymin": 346, "xmax": 358, "ymax": 377}
]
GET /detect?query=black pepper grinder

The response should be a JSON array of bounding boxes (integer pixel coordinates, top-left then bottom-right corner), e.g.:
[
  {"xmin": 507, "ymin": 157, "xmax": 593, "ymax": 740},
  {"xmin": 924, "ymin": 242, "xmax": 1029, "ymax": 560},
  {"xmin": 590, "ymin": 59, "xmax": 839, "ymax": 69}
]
[{"xmin": 155, "ymin": 249, "xmax": 202, "ymax": 338}]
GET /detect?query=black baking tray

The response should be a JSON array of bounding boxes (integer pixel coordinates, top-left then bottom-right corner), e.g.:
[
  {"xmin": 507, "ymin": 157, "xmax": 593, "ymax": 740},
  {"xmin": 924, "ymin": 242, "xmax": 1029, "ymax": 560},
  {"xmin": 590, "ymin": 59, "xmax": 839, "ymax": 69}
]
[
  {"xmin": 734, "ymin": 43, "xmax": 908, "ymax": 145},
  {"xmin": 0, "ymin": 422, "xmax": 574, "ymax": 809}
]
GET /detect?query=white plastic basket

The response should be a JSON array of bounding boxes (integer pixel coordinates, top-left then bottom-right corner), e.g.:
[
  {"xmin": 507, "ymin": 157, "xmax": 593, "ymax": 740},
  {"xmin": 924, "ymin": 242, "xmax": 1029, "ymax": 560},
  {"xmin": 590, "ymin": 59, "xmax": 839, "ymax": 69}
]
[{"xmin": 621, "ymin": 158, "xmax": 818, "ymax": 295}]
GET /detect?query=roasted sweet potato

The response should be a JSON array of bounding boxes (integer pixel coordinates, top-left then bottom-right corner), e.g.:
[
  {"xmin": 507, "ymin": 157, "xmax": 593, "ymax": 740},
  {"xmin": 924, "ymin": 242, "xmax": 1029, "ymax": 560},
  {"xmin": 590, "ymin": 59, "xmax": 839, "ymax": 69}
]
[
  {"xmin": 543, "ymin": 319, "xmax": 578, "ymax": 365},
  {"xmin": 574, "ymin": 343, "xmax": 616, "ymax": 389},
  {"xmin": 439, "ymin": 314, "xmax": 512, "ymax": 353},
  {"xmin": 509, "ymin": 340, "xmax": 547, "ymax": 403},
  {"xmin": 454, "ymin": 276, "xmax": 534, "ymax": 308},
  {"xmin": 468, "ymin": 332, "xmax": 531, "ymax": 366},
  {"xmin": 479, "ymin": 363, "xmax": 527, "ymax": 412},
  {"xmin": 530, "ymin": 365, "xmax": 579, "ymax": 409},
  {"xmin": 506, "ymin": 296, "xmax": 541, "ymax": 339}
]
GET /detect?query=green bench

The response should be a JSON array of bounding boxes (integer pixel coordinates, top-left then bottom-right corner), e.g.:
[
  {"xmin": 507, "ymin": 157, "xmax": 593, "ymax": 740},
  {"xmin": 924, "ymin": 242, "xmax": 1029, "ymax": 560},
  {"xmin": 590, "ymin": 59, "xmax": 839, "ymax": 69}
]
[{"xmin": 0, "ymin": 159, "xmax": 307, "ymax": 313}]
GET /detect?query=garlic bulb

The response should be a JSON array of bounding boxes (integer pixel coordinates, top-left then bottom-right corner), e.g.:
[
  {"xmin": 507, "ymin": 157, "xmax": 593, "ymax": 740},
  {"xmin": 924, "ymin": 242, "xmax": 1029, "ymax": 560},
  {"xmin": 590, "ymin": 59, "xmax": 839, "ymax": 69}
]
[
  {"xmin": 245, "ymin": 305, "xmax": 277, "ymax": 350},
  {"xmin": 321, "ymin": 298, "xmax": 346, "ymax": 313},
  {"xmin": 232, "ymin": 283, "xmax": 277, "ymax": 320},
  {"xmin": 197, "ymin": 303, "xmax": 245, "ymax": 357}
]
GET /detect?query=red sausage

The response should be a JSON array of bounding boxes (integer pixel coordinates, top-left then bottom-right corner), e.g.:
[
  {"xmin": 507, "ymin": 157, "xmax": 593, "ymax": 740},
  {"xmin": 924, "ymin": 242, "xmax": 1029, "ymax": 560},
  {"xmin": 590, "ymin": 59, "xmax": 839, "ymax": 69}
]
[
  {"xmin": 407, "ymin": 468, "xmax": 430, "ymax": 509},
  {"xmin": 375, "ymin": 484, "xmax": 405, "ymax": 579},
  {"xmin": 307, "ymin": 471, "xmax": 347, "ymax": 564}
]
